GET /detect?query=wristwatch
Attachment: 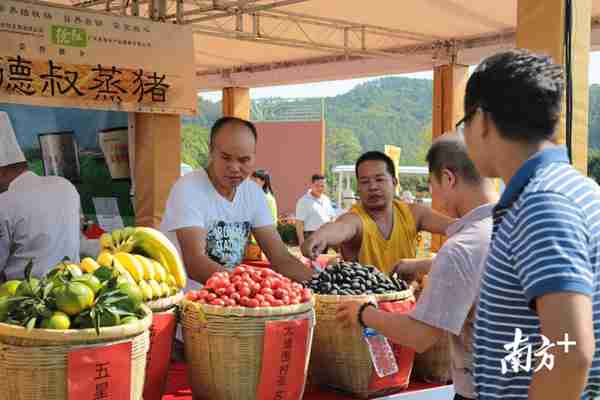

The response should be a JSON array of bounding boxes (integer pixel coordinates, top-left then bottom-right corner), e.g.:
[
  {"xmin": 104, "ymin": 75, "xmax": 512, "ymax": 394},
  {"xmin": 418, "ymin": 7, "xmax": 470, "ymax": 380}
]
[{"xmin": 358, "ymin": 301, "xmax": 377, "ymax": 329}]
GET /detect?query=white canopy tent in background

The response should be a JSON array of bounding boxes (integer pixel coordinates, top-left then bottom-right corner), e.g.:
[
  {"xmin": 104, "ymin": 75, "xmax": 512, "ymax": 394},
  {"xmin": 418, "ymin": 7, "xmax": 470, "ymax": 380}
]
[{"xmin": 45, "ymin": 1, "xmax": 600, "ymax": 91}]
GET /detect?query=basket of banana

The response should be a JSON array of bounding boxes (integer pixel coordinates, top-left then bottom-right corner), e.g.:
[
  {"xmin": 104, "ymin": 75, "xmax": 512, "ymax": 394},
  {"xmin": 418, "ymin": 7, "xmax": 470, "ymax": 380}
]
[{"xmin": 92, "ymin": 226, "xmax": 187, "ymax": 400}]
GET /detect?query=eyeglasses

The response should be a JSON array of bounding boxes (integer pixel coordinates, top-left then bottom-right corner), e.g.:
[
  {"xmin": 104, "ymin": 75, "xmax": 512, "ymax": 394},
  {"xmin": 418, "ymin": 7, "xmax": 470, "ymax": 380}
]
[{"xmin": 455, "ymin": 108, "xmax": 479, "ymax": 130}]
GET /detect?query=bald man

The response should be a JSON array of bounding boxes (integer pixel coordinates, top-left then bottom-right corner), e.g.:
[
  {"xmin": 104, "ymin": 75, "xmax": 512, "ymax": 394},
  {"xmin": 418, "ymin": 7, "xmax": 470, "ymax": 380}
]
[{"xmin": 161, "ymin": 116, "xmax": 313, "ymax": 293}]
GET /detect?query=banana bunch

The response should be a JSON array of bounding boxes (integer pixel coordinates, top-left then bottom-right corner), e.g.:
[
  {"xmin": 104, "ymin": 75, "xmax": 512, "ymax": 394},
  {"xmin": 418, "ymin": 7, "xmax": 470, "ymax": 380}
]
[{"xmin": 95, "ymin": 227, "xmax": 186, "ymax": 301}]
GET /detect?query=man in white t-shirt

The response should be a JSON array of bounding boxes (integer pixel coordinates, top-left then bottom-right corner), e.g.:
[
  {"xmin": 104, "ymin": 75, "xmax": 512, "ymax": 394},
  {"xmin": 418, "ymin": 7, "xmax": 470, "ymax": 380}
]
[
  {"xmin": 295, "ymin": 174, "xmax": 336, "ymax": 246},
  {"xmin": 161, "ymin": 117, "xmax": 313, "ymax": 291}
]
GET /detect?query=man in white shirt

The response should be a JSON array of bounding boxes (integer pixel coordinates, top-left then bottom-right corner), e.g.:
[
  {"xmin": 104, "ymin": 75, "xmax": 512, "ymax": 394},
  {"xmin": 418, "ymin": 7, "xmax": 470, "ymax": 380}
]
[
  {"xmin": 0, "ymin": 112, "xmax": 80, "ymax": 281},
  {"xmin": 295, "ymin": 174, "xmax": 336, "ymax": 246},
  {"xmin": 161, "ymin": 117, "xmax": 313, "ymax": 291}
]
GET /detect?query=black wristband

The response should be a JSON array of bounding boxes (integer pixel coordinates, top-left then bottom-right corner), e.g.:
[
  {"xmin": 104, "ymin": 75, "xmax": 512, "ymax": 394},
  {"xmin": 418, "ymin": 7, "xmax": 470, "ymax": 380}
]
[{"xmin": 358, "ymin": 301, "xmax": 377, "ymax": 329}]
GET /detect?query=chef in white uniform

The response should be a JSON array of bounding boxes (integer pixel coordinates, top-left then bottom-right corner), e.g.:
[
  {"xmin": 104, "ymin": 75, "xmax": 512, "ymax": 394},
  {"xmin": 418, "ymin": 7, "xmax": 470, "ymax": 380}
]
[{"xmin": 0, "ymin": 112, "xmax": 81, "ymax": 281}]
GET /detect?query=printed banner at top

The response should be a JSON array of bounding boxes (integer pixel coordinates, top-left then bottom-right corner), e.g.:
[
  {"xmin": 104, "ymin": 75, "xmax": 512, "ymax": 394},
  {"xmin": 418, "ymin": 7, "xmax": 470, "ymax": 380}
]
[{"xmin": 0, "ymin": 0, "xmax": 196, "ymax": 115}]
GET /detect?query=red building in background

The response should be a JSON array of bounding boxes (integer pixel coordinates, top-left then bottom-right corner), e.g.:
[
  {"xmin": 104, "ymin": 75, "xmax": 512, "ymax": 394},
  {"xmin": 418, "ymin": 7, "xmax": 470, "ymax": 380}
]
[{"xmin": 253, "ymin": 120, "xmax": 325, "ymax": 217}]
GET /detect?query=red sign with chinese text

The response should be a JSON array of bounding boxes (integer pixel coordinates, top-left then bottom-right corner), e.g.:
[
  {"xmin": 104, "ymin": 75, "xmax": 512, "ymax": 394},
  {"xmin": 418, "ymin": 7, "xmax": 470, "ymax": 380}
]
[
  {"xmin": 257, "ymin": 319, "xmax": 311, "ymax": 400},
  {"xmin": 369, "ymin": 300, "xmax": 416, "ymax": 392},
  {"xmin": 68, "ymin": 341, "xmax": 132, "ymax": 400},
  {"xmin": 143, "ymin": 311, "xmax": 178, "ymax": 400}
]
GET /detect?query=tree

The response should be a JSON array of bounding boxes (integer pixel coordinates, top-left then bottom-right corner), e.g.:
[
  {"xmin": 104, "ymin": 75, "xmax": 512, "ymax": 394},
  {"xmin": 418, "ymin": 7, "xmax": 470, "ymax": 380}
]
[
  {"xmin": 412, "ymin": 125, "xmax": 432, "ymax": 166},
  {"xmin": 181, "ymin": 124, "xmax": 210, "ymax": 169},
  {"xmin": 588, "ymin": 149, "xmax": 600, "ymax": 184},
  {"xmin": 326, "ymin": 127, "xmax": 363, "ymax": 169}
]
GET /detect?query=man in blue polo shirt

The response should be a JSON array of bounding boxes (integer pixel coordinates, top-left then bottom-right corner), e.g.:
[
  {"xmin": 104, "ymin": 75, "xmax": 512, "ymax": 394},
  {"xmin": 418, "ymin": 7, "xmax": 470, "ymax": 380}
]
[{"xmin": 462, "ymin": 49, "xmax": 600, "ymax": 399}]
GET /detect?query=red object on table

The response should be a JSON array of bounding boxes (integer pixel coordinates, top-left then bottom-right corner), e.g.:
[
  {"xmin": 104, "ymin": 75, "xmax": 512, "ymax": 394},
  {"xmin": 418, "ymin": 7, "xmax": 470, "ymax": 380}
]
[
  {"xmin": 162, "ymin": 361, "xmax": 445, "ymax": 400},
  {"xmin": 84, "ymin": 223, "xmax": 105, "ymax": 239},
  {"xmin": 143, "ymin": 312, "xmax": 178, "ymax": 400}
]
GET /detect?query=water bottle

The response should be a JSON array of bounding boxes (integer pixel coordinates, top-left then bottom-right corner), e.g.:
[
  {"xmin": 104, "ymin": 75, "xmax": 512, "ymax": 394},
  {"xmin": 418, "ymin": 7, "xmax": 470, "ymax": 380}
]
[{"xmin": 363, "ymin": 327, "xmax": 399, "ymax": 378}]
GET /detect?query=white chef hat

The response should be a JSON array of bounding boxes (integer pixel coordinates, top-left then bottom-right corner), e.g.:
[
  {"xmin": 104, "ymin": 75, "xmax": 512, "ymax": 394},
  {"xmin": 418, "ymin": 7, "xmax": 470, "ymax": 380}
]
[{"xmin": 0, "ymin": 111, "xmax": 26, "ymax": 168}]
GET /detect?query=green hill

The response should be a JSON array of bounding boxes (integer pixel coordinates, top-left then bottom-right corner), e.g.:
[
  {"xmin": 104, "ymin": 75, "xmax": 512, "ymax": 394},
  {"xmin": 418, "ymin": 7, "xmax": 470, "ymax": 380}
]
[
  {"xmin": 184, "ymin": 77, "xmax": 600, "ymax": 173},
  {"xmin": 184, "ymin": 76, "xmax": 434, "ymax": 169}
]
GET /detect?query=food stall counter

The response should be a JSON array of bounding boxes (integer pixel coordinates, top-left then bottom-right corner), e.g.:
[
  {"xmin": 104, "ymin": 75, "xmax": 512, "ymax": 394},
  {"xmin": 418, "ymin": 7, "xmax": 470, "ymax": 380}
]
[{"xmin": 162, "ymin": 361, "xmax": 455, "ymax": 400}]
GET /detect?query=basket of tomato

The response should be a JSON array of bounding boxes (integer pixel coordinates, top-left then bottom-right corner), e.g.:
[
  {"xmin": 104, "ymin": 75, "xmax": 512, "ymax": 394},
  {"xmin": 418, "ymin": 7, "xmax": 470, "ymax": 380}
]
[{"xmin": 181, "ymin": 265, "xmax": 315, "ymax": 400}]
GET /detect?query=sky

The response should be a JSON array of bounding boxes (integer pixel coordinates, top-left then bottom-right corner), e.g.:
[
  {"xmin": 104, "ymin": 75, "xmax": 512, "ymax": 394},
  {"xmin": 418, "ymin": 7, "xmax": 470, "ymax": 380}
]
[{"xmin": 200, "ymin": 51, "xmax": 600, "ymax": 102}]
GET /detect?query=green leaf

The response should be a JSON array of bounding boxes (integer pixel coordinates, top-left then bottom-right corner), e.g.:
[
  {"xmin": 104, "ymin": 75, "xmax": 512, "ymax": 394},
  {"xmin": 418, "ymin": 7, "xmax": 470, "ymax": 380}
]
[
  {"xmin": 24, "ymin": 259, "xmax": 34, "ymax": 281},
  {"xmin": 107, "ymin": 306, "xmax": 133, "ymax": 317},
  {"xmin": 94, "ymin": 314, "xmax": 100, "ymax": 335},
  {"xmin": 43, "ymin": 280, "xmax": 55, "ymax": 299},
  {"xmin": 26, "ymin": 317, "xmax": 37, "ymax": 332},
  {"xmin": 103, "ymin": 295, "xmax": 128, "ymax": 305},
  {"xmin": 94, "ymin": 266, "xmax": 114, "ymax": 282}
]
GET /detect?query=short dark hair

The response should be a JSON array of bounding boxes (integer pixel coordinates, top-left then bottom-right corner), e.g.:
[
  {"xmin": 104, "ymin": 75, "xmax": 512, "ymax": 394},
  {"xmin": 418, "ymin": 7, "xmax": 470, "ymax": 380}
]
[
  {"xmin": 209, "ymin": 116, "xmax": 258, "ymax": 147},
  {"xmin": 426, "ymin": 136, "xmax": 482, "ymax": 185},
  {"xmin": 355, "ymin": 151, "xmax": 396, "ymax": 179},
  {"xmin": 464, "ymin": 49, "xmax": 563, "ymax": 142},
  {"xmin": 311, "ymin": 174, "xmax": 325, "ymax": 182}
]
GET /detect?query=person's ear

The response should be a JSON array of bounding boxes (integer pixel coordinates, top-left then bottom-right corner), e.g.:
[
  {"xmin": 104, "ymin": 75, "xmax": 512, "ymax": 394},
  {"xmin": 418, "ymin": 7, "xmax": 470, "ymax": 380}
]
[
  {"xmin": 442, "ymin": 168, "xmax": 456, "ymax": 188},
  {"xmin": 480, "ymin": 110, "xmax": 491, "ymax": 140}
]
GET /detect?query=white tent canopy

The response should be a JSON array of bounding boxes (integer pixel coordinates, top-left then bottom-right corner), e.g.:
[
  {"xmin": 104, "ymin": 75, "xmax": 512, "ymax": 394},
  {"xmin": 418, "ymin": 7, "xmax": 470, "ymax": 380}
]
[{"xmin": 46, "ymin": 1, "xmax": 600, "ymax": 90}]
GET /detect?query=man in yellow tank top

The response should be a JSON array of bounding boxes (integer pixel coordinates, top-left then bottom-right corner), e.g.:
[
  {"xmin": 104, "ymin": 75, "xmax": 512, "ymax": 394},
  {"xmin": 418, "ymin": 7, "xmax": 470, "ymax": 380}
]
[{"xmin": 301, "ymin": 151, "xmax": 454, "ymax": 275}]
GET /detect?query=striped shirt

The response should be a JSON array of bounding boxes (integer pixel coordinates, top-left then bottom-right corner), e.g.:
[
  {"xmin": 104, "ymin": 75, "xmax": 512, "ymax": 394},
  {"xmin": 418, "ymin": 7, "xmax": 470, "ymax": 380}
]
[{"xmin": 473, "ymin": 147, "xmax": 600, "ymax": 399}]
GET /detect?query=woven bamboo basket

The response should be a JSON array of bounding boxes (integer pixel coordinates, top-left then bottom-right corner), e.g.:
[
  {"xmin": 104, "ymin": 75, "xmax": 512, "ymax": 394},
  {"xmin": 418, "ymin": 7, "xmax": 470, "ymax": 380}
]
[
  {"xmin": 309, "ymin": 290, "xmax": 414, "ymax": 399},
  {"xmin": 181, "ymin": 299, "xmax": 315, "ymax": 400},
  {"xmin": 412, "ymin": 334, "xmax": 452, "ymax": 384},
  {"xmin": 145, "ymin": 291, "xmax": 184, "ymax": 313},
  {"xmin": 0, "ymin": 305, "xmax": 152, "ymax": 400},
  {"xmin": 408, "ymin": 273, "xmax": 452, "ymax": 384}
]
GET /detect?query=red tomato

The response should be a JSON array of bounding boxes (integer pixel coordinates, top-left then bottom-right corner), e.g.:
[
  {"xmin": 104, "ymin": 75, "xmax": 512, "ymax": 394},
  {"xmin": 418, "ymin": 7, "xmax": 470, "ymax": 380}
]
[
  {"xmin": 210, "ymin": 299, "xmax": 225, "ymax": 306},
  {"xmin": 241, "ymin": 272, "xmax": 251, "ymax": 280},
  {"xmin": 231, "ymin": 275, "xmax": 242, "ymax": 283},
  {"xmin": 240, "ymin": 296, "xmax": 250, "ymax": 306},
  {"xmin": 260, "ymin": 287, "xmax": 274, "ymax": 296},
  {"xmin": 302, "ymin": 288, "xmax": 312, "ymax": 302},
  {"xmin": 281, "ymin": 295, "xmax": 291, "ymax": 305},
  {"xmin": 239, "ymin": 287, "xmax": 251, "ymax": 297},
  {"xmin": 255, "ymin": 294, "xmax": 265, "ymax": 302},
  {"xmin": 216, "ymin": 287, "xmax": 227, "ymax": 296},
  {"xmin": 260, "ymin": 301, "xmax": 271, "ymax": 307},
  {"xmin": 252, "ymin": 283, "xmax": 261, "ymax": 294},
  {"xmin": 271, "ymin": 299, "xmax": 284, "ymax": 307},
  {"xmin": 198, "ymin": 289, "xmax": 210, "ymax": 299},
  {"xmin": 231, "ymin": 292, "xmax": 241, "ymax": 302},
  {"xmin": 251, "ymin": 272, "xmax": 263, "ymax": 283},
  {"xmin": 247, "ymin": 299, "xmax": 259, "ymax": 308},
  {"xmin": 205, "ymin": 277, "xmax": 218, "ymax": 290},
  {"xmin": 186, "ymin": 291, "xmax": 198, "ymax": 301},
  {"xmin": 226, "ymin": 298, "xmax": 236, "ymax": 307},
  {"xmin": 292, "ymin": 283, "xmax": 303, "ymax": 291},
  {"xmin": 268, "ymin": 279, "xmax": 279, "ymax": 289},
  {"xmin": 234, "ymin": 266, "xmax": 246, "ymax": 275},
  {"xmin": 206, "ymin": 293, "xmax": 217, "ymax": 302},
  {"xmin": 274, "ymin": 288, "xmax": 288, "ymax": 300},
  {"xmin": 264, "ymin": 294, "xmax": 276, "ymax": 303},
  {"xmin": 225, "ymin": 286, "xmax": 236, "ymax": 296},
  {"xmin": 261, "ymin": 279, "xmax": 272, "ymax": 289},
  {"xmin": 290, "ymin": 298, "xmax": 300, "ymax": 305}
]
